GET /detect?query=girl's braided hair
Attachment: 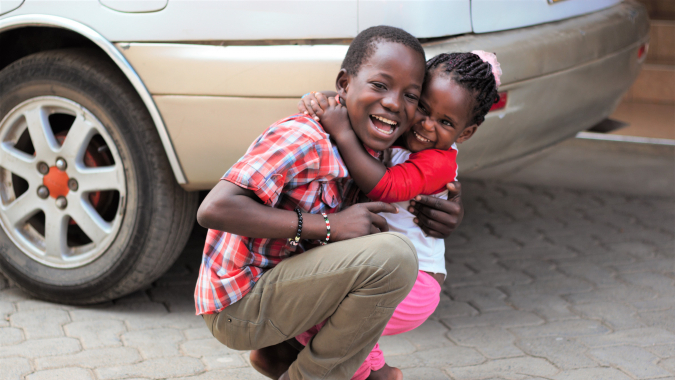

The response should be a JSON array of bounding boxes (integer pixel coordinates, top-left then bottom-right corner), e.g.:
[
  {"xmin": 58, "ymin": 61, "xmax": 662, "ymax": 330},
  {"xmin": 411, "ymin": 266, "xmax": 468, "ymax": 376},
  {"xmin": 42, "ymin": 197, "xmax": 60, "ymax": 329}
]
[{"xmin": 426, "ymin": 52, "xmax": 500, "ymax": 126}]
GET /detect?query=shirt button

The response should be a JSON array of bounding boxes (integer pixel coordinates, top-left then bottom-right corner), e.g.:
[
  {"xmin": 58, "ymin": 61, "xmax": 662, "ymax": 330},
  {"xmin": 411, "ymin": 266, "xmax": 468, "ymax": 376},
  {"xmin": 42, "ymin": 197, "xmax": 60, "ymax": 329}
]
[{"xmin": 227, "ymin": 318, "xmax": 232, "ymax": 322}]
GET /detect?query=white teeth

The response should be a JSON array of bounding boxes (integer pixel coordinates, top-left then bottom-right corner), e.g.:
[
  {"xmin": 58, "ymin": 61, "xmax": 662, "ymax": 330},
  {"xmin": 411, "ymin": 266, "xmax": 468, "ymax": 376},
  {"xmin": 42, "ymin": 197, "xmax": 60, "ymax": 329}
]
[
  {"xmin": 374, "ymin": 125, "xmax": 394, "ymax": 135},
  {"xmin": 413, "ymin": 131, "xmax": 431, "ymax": 143},
  {"xmin": 372, "ymin": 115, "xmax": 397, "ymax": 126}
]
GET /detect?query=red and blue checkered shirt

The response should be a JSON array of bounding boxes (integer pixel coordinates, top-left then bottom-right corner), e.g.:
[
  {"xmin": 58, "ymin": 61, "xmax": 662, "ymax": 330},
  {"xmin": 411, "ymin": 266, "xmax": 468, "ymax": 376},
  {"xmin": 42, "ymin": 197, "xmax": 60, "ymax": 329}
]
[{"xmin": 195, "ymin": 114, "xmax": 354, "ymax": 315}]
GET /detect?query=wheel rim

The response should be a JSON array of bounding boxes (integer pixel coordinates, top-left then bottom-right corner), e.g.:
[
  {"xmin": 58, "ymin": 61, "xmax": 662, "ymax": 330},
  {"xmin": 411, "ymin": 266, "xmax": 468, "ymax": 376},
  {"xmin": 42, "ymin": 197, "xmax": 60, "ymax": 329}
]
[{"xmin": 0, "ymin": 96, "xmax": 126, "ymax": 269}]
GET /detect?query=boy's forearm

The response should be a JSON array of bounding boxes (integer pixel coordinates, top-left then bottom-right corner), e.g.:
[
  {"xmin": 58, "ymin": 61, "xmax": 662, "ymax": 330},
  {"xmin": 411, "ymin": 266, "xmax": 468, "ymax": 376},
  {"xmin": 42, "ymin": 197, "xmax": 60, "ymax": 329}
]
[
  {"xmin": 197, "ymin": 181, "xmax": 326, "ymax": 240},
  {"xmin": 332, "ymin": 131, "xmax": 386, "ymax": 194}
]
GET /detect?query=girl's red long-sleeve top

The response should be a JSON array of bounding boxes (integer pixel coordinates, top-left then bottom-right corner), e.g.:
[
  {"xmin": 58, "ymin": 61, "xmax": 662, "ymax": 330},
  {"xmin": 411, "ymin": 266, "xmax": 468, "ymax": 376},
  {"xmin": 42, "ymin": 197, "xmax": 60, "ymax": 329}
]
[{"xmin": 366, "ymin": 147, "xmax": 458, "ymax": 203}]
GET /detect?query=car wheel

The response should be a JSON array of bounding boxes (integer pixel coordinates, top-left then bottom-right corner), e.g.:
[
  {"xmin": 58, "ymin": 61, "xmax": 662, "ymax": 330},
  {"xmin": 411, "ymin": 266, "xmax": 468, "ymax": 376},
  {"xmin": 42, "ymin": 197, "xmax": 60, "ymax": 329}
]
[{"xmin": 0, "ymin": 48, "xmax": 198, "ymax": 304}]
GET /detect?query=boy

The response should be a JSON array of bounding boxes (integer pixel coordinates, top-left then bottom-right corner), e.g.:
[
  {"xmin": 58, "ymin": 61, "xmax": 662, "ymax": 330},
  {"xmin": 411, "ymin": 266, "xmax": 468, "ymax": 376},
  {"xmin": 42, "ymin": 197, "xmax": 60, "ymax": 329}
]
[{"xmin": 196, "ymin": 26, "xmax": 458, "ymax": 380}]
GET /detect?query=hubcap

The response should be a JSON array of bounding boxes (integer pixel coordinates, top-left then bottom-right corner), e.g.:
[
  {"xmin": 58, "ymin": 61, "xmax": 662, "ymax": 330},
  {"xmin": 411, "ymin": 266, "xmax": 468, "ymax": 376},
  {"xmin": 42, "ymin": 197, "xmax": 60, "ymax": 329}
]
[{"xmin": 0, "ymin": 97, "xmax": 126, "ymax": 268}]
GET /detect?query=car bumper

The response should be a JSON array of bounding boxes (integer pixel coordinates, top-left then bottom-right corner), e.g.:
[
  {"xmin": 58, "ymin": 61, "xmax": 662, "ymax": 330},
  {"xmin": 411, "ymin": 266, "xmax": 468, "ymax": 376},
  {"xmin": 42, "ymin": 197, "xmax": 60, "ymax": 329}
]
[{"xmin": 118, "ymin": 0, "xmax": 649, "ymax": 190}]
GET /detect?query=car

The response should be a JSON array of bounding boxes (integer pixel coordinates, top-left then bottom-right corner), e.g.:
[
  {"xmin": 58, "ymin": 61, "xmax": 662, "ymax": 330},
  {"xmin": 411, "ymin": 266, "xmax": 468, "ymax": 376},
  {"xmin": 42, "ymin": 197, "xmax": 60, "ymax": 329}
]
[{"xmin": 0, "ymin": 0, "xmax": 649, "ymax": 304}]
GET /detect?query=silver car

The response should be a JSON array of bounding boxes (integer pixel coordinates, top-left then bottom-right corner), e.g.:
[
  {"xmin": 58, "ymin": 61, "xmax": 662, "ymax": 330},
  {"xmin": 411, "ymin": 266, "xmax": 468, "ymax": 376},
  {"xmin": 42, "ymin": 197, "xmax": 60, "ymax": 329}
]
[{"xmin": 0, "ymin": 0, "xmax": 649, "ymax": 303}]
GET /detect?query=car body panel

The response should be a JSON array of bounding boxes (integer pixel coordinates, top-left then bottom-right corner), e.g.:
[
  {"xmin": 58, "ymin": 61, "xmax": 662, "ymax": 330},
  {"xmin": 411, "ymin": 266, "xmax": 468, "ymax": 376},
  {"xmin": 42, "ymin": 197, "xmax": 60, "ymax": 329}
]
[
  {"xmin": 10, "ymin": 0, "xmax": 359, "ymax": 41},
  {"xmin": 115, "ymin": 43, "xmax": 348, "ymax": 97},
  {"xmin": 99, "ymin": 0, "xmax": 168, "ymax": 13},
  {"xmin": 359, "ymin": 0, "xmax": 471, "ymax": 38},
  {"xmin": 118, "ymin": 1, "xmax": 649, "ymax": 189},
  {"xmin": 0, "ymin": 14, "xmax": 188, "ymax": 183},
  {"xmin": 471, "ymin": 0, "xmax": 622, "ymax": 33},
  {"xmin": 0, "ymin": 0, "xmax": 24, "ymax": 16}
]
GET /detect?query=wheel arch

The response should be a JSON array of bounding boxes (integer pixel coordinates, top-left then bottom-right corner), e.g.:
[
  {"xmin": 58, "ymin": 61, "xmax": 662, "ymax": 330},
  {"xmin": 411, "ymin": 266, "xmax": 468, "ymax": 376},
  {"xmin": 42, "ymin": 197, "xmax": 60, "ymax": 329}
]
[{"xmin": 0, "ymin": 14, "xmax": 188, "ymax": 184}]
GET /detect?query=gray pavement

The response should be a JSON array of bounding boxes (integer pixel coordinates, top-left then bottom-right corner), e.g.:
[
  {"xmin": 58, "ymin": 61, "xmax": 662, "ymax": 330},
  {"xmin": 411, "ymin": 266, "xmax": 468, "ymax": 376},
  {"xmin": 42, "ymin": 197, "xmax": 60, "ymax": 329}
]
[{"xmin": 1, "ymin": 138, "xmax": 674, "ymax": 380}]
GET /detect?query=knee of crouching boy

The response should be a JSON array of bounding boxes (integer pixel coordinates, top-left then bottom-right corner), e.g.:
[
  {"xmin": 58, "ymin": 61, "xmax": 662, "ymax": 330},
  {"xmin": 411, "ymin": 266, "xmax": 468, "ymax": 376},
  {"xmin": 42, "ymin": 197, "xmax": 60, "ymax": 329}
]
[{"xmin": 380, "ymin": 232, "xmax": 418, "ymax": 287}]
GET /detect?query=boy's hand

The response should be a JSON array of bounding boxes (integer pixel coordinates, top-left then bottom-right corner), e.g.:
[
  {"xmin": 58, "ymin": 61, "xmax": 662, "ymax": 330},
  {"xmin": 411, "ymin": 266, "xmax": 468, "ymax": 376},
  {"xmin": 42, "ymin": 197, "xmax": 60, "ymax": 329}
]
[
  {"xmin": 329, "ymin": 202, "xmax": 398, "ymax": 242},
  {"xmin": 408, "ymin": 181, "xmax": 464, "ymax": 238}
]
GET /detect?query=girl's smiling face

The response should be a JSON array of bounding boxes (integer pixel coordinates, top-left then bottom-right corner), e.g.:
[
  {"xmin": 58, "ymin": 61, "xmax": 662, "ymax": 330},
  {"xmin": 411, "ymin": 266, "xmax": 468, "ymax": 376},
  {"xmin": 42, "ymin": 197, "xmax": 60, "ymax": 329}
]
[{"xmin": 405, "ymin": 71, "xmax": 479, "ymax": 153}]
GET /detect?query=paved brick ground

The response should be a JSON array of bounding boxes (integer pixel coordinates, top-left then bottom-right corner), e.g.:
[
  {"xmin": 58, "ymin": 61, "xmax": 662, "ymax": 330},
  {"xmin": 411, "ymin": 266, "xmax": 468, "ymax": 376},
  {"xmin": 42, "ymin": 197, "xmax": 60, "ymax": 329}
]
[{"xmin": 1, "ymin": 179, "xmax": 674, "ymax": 380}]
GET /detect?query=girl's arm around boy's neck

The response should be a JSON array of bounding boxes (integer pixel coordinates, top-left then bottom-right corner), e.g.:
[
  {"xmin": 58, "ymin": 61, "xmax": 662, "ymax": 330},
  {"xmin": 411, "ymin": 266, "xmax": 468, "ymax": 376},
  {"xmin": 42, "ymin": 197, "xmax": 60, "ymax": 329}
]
[{"xmin": 330, "ymin": 130, "xmax": 385, "ymax": 194}]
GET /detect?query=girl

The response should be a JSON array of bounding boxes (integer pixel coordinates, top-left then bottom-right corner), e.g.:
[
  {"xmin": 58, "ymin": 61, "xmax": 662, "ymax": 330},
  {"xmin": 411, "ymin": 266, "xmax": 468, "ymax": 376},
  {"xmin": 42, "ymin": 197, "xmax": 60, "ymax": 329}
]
[{"xmin": 296, "ymin": 51, "xmax": 502, "ymax": 380}]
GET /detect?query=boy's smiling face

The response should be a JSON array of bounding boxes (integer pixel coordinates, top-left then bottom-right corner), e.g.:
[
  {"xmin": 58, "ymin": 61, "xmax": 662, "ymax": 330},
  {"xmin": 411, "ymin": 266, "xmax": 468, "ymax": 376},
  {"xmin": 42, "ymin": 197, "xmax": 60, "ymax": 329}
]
[{"xmin": 336, "ymin": 41, "xmax": 425, "ymax": 152}]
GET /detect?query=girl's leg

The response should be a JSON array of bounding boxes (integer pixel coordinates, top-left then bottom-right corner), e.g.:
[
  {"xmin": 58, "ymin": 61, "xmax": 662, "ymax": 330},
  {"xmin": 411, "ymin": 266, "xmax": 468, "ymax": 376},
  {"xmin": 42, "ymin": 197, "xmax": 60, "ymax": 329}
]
[
  {"xmin": 358, "ymin": 271, "xmax": 441, "ymax": 379},
  {"xmin": 295, "ymin": 271, "xmax": 441, "ymax": 380}
]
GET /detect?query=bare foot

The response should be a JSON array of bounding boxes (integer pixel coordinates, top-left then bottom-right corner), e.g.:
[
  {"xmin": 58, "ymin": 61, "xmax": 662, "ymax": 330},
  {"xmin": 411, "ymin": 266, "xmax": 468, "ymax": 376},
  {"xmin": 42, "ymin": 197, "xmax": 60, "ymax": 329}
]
[
  {"xmin": 250, "ymin": 341, "xmax": 300, "ymax": 379},
  {"xmin": 366, "ymin": 363, "xmax": 403, "ymax": 380}
]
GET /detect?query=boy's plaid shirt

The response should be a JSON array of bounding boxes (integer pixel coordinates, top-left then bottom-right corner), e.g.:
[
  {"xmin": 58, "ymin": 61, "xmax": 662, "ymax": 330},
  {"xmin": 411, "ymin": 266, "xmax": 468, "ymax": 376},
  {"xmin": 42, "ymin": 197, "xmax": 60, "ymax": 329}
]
[{"xmin": 195, "ymin": 114, "xmax": 353, "ymax": 315}]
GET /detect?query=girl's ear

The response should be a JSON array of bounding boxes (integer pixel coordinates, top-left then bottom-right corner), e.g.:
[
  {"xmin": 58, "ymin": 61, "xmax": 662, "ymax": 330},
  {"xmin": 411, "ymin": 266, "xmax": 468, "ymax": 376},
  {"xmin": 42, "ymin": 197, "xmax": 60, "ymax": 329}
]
[
  {"xmin": 456, "ymin": 124, "xmax": 478, "ymax": 144},
  {"xmin": 335, "ymin": 69, "xmax": 350, "ymax": 98}
]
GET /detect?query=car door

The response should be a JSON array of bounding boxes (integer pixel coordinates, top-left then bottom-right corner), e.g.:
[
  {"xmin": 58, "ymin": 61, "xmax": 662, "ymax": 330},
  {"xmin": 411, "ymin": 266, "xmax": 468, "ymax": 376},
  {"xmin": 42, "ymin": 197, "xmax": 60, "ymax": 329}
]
[{"xmin": 471, "ymin": 0, "xmax": 623, "ymax": 33}]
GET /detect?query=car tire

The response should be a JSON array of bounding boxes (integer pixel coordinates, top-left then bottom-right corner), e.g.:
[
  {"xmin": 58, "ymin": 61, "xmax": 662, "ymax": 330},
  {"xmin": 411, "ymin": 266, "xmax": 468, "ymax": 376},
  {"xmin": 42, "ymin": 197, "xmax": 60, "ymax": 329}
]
[{"xmin": 0, "ymin": 48, "xmax": 198, "ymax": 304}]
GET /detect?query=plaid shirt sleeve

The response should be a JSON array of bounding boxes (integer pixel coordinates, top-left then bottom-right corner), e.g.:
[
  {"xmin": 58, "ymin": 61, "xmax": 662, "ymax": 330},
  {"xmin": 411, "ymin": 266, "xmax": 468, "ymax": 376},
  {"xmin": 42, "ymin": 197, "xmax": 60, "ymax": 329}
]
[{"xmin": 222, "ymin": 117, "xmax": 332, "ymax": 206}]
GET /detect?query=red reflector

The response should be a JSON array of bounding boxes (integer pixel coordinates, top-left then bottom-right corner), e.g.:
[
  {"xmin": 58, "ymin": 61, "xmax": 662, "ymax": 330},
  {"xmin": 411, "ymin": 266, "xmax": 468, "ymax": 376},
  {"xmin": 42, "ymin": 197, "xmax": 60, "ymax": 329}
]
[
  {"xmin": 638, "ymin": 43, "xmax": 648, "ymax": 60},
  {"xmin": 490, "ymin": 92, "xmax": 507, "ymax": 112}
]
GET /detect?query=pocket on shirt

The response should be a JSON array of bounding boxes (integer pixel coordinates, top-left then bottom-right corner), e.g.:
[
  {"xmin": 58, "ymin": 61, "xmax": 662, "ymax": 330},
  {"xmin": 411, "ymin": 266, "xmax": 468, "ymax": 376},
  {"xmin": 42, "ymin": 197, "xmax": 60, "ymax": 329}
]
[{"xmin": 320, "ymin": 182, "xmax": 341, "ymax": 210}]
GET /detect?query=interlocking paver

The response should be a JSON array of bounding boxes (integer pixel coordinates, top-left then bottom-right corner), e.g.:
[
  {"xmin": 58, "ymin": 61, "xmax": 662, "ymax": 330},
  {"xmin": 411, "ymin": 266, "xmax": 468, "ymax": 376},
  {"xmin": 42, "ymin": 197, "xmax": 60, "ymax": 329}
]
[
  {"xmin": 442, "ymin": 310, "xmax": 543, "ymax": 329},
  {"xmin": 638, "ymin": 309, "xmax": 675, "ymax": 333},
  {"xmin": 517, "ymin": 337, "xmax": 596, "ymax": 370},
  {"xmin": 660, "ymin": 357, "xmax": 675, "ymax": 374},
  {"xmin": 557, "ymin": 263, "xmax": 618, "ymax": 288},
  {"xmin": 25, "ymin": 367, "xmax": 94, "ymax": 380},
  {"xmin": 34, "ymin": 347, "xmax": 141, "ymax": 370},
  {"xmin": 447, "ymin": 326, "xmax": 522, "ymax": 359},
  {"xmin": 10, "ymin": 309, "xmax": 70, "ymax": 339},
  {"xmin": 0, "ymin": 337, "xmax": 81, "ymax": 358},
  {"xmin": 553, "ymin": 367, "xmax": 633, "ymax": 380},
  {"xmin": 414, "ymin": 344, "xmax": 485, "ymax": 368},
  {"xmin": 447, "ymin": 357, "xmax": 558, "ymax": 379},
  {"xmin": 449, "ymin": 286, "xmax": 511, "ymax": 312},
  {"xmin": 122, "ymin": 328, "xmax": 184, "ymax": 358},
  {"xmin": 646, "ymin": 344, "xmax": 675, "ymax": 358},
  {"xmin": 621, "ymin": 272, "xmax": 675, "ymax": 296},
  {"xmin": 95, "ymin": 357, "xmax": 204, "ymax": 379},
  {"xmin": 502, "ymin": 277, "xmax": 593, "ymax": 297},
  {"xmin": 0, "ymin": 327, "xmax": 23, "ymax": 346},
  {"xmin": 64, "ymin": 319, "xmax": 126, "ymax": 348},
  {"xmin": 0, "ymin": 178, "xmax": 672, "ymax": 378},
  {"xmin": 173, "ymin": 368, "xmax": 267, "ymax": 379},
  {"xmin": 510, "ymin": 320, "xmax": 609, "ymax": 338},
  {"xmin": 399, "ymin": 320, "xmax": 452, "ymax": 350},
  {"xmin": 0, "ymin": 357, "xmax": 31, "ymax": 380},
  {"xmin": 589, "ymin": 345, "xmax": 672, "ymax": 379},
  {"xmin": 432, "ymin": 294, "xmax": 478, "ymax": 320},
  {"xmin": 577, "ymin": 327, "xmax": 675, "ymax": 348},
  {"xmin": 507, "ymin": 294, "xmax": 577, "ymax": 321},
  {"xmin": 181, "ymin": 338, "xmax": 239, "ymax": 358},
  {"xmin": 401, "ymin": 367, "xmax": 451, "ymax": 380},
  {"xmin": 572, "ymin": 302, "xmax": 645, "ymax": 330},
  {"xmin": 377, "ymin": 334, "xmax": 416, "ymax": 356}
]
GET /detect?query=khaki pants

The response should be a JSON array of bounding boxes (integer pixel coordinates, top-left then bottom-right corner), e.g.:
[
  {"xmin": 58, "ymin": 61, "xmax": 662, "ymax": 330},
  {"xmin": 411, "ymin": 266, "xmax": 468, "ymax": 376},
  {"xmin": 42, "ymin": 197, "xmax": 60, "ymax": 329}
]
[{"xmin": 203, "ymin": 232, "xmax": 418, "ymax": 380}]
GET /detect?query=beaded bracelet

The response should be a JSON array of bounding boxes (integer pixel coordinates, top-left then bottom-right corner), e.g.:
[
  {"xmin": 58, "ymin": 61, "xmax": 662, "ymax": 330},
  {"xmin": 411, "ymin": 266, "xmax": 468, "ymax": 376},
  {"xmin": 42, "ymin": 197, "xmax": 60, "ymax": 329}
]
[
  {"xmin": 289, "ymin": 208, "xmax": 303, "ymax": 247},
  {"xmin": 320, "ymin": 213, "xmax": 331, "ymax": 245}
]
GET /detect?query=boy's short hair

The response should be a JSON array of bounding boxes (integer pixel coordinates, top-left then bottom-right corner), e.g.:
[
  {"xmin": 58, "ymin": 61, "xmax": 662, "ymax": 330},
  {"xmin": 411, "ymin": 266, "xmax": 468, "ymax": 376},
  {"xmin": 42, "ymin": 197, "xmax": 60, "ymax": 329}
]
[{"xmin": 341, "ymin": 25, "xmax": 426, "ymax": 76}]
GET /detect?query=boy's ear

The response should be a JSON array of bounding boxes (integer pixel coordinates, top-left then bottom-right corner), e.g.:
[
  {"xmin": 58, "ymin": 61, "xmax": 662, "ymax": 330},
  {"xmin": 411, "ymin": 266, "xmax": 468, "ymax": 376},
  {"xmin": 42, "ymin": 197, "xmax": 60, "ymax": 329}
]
[
  {"xmin": 335, "ymin": 69, "xmax": 350, "ymax": 99},
  {"xmin": 456, "ymin": 124, "xmax": 478, "ymax": 144}
]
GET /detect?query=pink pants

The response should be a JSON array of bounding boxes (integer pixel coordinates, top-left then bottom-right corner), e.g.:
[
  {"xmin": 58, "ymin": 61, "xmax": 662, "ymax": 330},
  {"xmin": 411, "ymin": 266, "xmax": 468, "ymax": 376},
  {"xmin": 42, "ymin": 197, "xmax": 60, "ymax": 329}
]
[{"xmin": 296, "ymin": 270, "xmax": 441, "ymax": 380}]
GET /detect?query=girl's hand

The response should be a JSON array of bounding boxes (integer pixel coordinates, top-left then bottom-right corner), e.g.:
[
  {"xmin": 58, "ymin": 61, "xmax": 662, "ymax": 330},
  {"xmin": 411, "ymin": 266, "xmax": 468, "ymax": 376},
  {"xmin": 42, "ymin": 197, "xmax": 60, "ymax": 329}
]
[
  {"xmin": 298, "ymin": 92, "xmax": 324, "ymax": 121},
  {"xmin": 408, "ymin": 181, "xmax": 464, "ymax": 238},
  {"xmin": 317, "ymin": 94, "xmax": 352, "ymax": 141}
]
